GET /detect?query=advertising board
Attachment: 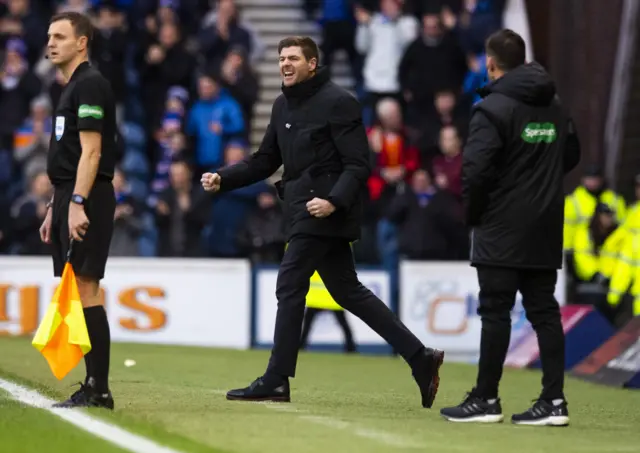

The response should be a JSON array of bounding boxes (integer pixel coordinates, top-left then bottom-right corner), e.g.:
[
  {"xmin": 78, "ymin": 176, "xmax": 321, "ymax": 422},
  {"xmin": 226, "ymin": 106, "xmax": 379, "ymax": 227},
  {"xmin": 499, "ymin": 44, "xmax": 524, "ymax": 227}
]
[
  {"xmin": 0, "ymin": 257, "xmax": 252, "ymax": 349},
  {"xmin": 399, "ymin": 261, "xmax": 566, "ymax": 362}
]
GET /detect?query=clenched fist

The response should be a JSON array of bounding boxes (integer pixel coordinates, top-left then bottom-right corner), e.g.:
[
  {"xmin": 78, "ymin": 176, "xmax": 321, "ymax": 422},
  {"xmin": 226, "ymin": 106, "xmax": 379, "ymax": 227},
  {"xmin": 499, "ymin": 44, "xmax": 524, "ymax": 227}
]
[
  {"xmin": 306, "ymin": 197, "xmax": 335, "ymax": 218},
  {"xmin": 201, "ymin": 172, "xmax": 221, "ymax": 192}
]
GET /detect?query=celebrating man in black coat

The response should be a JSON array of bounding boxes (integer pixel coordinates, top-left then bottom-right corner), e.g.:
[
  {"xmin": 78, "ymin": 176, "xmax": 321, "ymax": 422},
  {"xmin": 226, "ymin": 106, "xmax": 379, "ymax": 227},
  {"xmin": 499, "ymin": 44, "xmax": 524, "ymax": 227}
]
[
  {"xmin": 201, "ymin": 36, "xmax": 444, "ymax": 406},
  {"xmin": 440, "ymin": 29, "xmax": 580, "ymax": 426}
]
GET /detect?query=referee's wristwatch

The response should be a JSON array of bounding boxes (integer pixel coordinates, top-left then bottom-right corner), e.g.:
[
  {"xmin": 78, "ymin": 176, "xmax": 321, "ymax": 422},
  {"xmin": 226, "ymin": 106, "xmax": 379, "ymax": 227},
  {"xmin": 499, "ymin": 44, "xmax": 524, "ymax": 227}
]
[{"xmin": 70, "ymin": 194, "xmax": 86, "ymax": 206}]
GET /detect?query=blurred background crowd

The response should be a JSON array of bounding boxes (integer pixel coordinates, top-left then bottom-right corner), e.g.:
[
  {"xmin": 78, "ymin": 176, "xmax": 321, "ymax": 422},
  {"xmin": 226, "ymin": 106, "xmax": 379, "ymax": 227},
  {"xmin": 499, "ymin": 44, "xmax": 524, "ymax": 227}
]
[
  {"xmin": 0, "ymin": 0, "xmax": 638, "ymax": 326},
  {"xmin": 0, "ymin": 0, "xmax": 500, "ymax": 264}
]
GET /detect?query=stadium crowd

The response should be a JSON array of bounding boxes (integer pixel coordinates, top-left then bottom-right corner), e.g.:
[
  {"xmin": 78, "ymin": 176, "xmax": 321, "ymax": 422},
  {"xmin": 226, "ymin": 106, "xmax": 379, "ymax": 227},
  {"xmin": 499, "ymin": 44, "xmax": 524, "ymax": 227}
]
[
  {"xmin": 0, "ymin": 0, "xmax": 504, "ymax": 261},
  {"xmin": 0, "ymin": 0, "xmax": 637, "ymax": 325}
]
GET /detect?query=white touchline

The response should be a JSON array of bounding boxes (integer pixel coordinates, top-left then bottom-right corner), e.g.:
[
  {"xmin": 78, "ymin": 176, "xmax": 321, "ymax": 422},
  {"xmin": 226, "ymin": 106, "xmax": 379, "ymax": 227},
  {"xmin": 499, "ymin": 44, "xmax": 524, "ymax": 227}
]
[
  {"xmin": 0, "ymin": 378, "xmax": 186, "ymax": 453},
  {"xmin": 262, "ymin": 404, "xmax": 423, "ymax": 449},
  {"xmin": 211, "ymin": 388, "xmax": 424, "ymax": 449}
]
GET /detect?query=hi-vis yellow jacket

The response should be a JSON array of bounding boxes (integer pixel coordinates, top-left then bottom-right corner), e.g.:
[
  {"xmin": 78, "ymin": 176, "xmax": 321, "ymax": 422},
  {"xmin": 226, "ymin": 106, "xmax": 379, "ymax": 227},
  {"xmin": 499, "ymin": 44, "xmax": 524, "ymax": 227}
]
[
  {"xmin": 573, "ymin": 225, "xmax": 626, "ymax": 281},
  {"xmin": 607, "ymin": 232, "xmax": 640, "ymax": 317},
  {"xmin": 564, "ymin": 186, "xmax": 626, "ymax": 252},
  {"xmin": 620, "ymin": 201, "xmax": 640, "ymax": 234},
  {"xmin": 283, "ymin": 243, "xmax": 344, "ymax": 311},
  {"xmin": 306, "ymin": 271, "xmax": 343, "ymax": 311}
]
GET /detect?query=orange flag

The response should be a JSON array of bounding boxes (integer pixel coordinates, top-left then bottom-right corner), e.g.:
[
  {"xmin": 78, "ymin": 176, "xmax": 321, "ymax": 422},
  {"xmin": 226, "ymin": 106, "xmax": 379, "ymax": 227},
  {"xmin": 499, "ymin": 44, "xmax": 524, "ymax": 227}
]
[{"xmin": 32, "ymin": 262, "xmax": 92, "ymax": 380}]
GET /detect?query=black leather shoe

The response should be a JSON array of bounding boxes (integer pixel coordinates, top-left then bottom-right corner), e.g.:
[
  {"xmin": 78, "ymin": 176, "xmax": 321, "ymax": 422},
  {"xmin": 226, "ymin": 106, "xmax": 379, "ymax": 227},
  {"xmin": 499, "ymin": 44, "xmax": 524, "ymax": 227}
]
[
  {"xmin": 226, "ymin": 376, "xmax": 291, "ymax": 402},
  {"xmin": 53, "ymin": 382, "xmax": 114, "ymax": 410},
  {"xmin": 412, "ymin": 348, "xmax": 445, "ymax": 408}
]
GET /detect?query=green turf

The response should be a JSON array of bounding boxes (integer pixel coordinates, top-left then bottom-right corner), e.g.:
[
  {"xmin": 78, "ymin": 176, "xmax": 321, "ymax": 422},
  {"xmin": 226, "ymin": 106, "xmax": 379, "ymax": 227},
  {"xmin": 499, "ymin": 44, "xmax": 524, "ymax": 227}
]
[
  {"xmin": 0, "ymin": 388, "xmax": 129, "ymax": 453},
  {"xmin": 1, "ymin": 337, "xmax": 639, "ymax": 453}
]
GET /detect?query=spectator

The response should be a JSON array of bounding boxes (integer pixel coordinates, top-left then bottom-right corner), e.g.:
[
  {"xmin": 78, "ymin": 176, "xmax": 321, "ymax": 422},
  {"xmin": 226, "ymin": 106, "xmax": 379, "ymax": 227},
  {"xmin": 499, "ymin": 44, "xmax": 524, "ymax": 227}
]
[
  {"xmin": 442, "ymin": 0, "xmax": 503, "ymax": 56},
  {"xmin": 236, "ymin": 188, "xmax": 286, "ymax": 264},
  {"xmin": 573, "ymin": 203, "xmax": 619, "ymax": 285},
  {"xmin": 386, "ymin": 168, "xmax": 467, "ymax": 260},
  {"xmin": 0, "ymin": 38, "xmax": 42, "ymax": 150},
  {"xmin": 110, "ymin": 167, "xmax": 143, "ymax": 257},
  {"xmin": 214, "ymin": 45, "xmax": 258, "ymax": 136},
  {"xmin": 9, "ymin": 169, "xmax": 51, "ymax": 255},
  {"xmin": 369, "ymin": 97, "xmax": 420, "ymax": 291},
  {"xmin": 431, "ymin": 125, "xmax": 463, "ymax": 198},
  {"xmin": 564, "ymin": 165, "xmax": 627, "ymax": 254},
  {"xmin": 56, "ymin": 0, "xmax": 92, "ymax": 14},
  {"xmin": 461, "ymin": 52, "xmax": 487, "ymax": 106},
  {"xmin": 186, "ymin": 72, "xmax": 244, "ymax": 175},
  {"xmin": 149, "ymin": 111, "xmax": 188, "ymax": 205},
  {"xmin": 199, "ymin": 0, "xmax": 264, "ymax": 68},
  {"xmin": 415, "ymin": 88, "xmax": 469, "ymax": 160},
  {"xmin": 304, "ymin": 0, "xmax": 361, "ymax": 83},
  {"xmin": 155, "ymin": 159, "xmax": 211, "ymax": 257},
  {"xmin": 156, "ymin": 0, "xmax": 180, "ymax": 25},
  {"xmin": 366, "ymin": 97, "xmax": 419, "ymax": 216},
  {"xmin": 14, "ymin": 95, "xmax": 51, "ymax": 182},
  {"xmin": 355, "ymin": 0, "xmax": 418, "ymax": 121},
  {"xmin": 398, "ymin": 12, "xmax": 467, "ymax": 124},
  {"xmin": 91, "ymin": 3, "xmax": 128, "ymax": 119},
  {"xmin": 205, "ymin": 142, "xmax": 269, "ymax": 258},
  {"xmin": 165, "ymin": 85, "xmax": 190, "ymax": 117},
  {"xmin": 140, "ymin": 21, "xmax": 196, "ymax": 140},
  {"xmin": 0, "ymin": 0, "xmax": 47, "ymax": 66}
]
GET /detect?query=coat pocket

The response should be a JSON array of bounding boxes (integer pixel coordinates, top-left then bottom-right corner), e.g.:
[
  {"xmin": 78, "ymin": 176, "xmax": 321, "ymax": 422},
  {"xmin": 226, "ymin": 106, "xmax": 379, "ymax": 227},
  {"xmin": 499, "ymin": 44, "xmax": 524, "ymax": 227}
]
[{"xmin": 311, "ymin": 173, "xmax": 340, "ymax": 199}]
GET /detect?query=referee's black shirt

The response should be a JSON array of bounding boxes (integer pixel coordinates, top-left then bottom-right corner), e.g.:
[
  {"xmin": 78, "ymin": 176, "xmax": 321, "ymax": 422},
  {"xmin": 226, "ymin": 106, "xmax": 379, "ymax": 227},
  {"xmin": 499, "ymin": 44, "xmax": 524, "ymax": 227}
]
[{"xmin": 47, "ymin": 61, "xmax": 117, "ymax": 186}]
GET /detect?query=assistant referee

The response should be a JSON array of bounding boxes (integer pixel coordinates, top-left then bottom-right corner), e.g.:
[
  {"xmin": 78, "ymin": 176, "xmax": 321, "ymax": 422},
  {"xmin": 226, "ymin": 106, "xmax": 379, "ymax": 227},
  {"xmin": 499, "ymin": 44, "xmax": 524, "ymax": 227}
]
[{"xmin": 39, "ymin": 11, "xmax": 117, "ymax": 409}]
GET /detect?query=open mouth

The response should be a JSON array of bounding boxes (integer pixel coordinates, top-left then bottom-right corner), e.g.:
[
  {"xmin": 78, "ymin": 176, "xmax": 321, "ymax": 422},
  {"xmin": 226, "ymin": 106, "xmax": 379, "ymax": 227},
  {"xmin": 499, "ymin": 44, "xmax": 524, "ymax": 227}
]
[{"xmin": 282, "ymin": 70, "xmax": 294, "ymax": 81}]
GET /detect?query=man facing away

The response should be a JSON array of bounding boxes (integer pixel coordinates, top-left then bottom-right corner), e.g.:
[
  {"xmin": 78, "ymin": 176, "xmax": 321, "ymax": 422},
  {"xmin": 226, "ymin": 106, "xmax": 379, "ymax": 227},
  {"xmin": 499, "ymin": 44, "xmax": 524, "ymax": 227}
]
[
  {"xmin": 202, "ymin": 36, "xmax": 444, "ymax": 407},
  {"xmin": 440, "ymin": 29, "xmax": 580, "ymax": 426}
]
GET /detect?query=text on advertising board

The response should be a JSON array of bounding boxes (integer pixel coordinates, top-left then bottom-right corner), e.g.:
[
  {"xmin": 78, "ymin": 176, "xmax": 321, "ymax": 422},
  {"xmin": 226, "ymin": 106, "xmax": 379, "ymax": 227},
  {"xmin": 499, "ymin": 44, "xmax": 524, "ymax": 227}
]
[
  {"xmin": 0, "ymin": 284, "xmax": 167, "ymax": 335},
  {"xmin": 408, "ymin": 279, "xmax": 527, "ymax": 335}
]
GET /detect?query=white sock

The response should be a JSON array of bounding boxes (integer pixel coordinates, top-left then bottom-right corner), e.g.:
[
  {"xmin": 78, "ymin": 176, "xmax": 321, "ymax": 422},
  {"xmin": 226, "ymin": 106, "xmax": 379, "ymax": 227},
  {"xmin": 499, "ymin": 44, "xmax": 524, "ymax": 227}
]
[
  {"xmin": 487, "ymin": 398, "xmax": 497, "ymax": 404},
  {"xmin": 552, "ymin": 399, "xmax": 564, "ymax": 406}
]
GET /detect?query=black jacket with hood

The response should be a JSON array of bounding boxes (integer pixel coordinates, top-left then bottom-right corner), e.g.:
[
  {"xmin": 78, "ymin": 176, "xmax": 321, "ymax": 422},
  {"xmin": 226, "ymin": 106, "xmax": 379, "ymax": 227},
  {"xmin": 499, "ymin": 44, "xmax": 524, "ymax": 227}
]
[
  {"xmin": 463, "ymin": 62, "xmax": 581, "ymax": 269},
  {"xmin": 217, "ymin": 67, "xmax": 371, "ymax": 241}
]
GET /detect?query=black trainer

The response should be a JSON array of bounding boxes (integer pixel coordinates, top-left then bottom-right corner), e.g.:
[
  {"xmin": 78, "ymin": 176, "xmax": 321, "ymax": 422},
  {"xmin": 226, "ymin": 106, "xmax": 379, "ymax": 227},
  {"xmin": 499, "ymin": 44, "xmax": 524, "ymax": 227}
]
[
  {"xmin": 511, "ymin": 399, "xmax": 569, "ymax": 426},
  {"xmin": 440, "ymin": 394, "xmax": 504, "ymax": 423},
  {"xmin": 411, "ymin": 348, "xmax": 445, "ymax": 408},
  {"xmin": 226, "ymin": 376, "xmax": 291, "ymax": 402},
  {"xmin": 53, "ymin": 381, "xmax": 114, "ymax": 410}
]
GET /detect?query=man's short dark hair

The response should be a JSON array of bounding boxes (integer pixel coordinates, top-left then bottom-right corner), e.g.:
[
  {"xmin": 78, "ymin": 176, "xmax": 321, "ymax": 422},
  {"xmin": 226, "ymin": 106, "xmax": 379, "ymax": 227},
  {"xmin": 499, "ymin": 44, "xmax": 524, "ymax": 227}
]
[
  {"xmin": 277, "ymin": 36, "xmax": 319, "ymax": 64},
  {"xmin": 485, "ymin": 29, "xmax": 526, "ymax": 71},
  {"xmin": 50, "ymin": 11, "xmax": 94, "ymax": 47}
]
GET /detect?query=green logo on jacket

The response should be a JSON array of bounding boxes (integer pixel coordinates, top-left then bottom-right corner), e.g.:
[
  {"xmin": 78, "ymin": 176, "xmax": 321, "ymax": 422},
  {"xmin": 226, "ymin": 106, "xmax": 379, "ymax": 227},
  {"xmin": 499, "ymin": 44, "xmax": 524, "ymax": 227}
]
[
  {"xmin": 78, "ymin": 104, "xmax": 104, "ymax": 119},
  {"xmin": 521, "ymin": 122, "xmax": 557, "ymax": 143}
]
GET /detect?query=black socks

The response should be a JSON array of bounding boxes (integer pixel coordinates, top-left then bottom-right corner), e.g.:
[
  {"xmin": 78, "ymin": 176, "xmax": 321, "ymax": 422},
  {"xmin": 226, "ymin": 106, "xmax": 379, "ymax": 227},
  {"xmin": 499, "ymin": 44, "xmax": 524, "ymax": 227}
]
[{"xmin": 83, "ymin": 306, "xmax": 111, "ymax": 393}]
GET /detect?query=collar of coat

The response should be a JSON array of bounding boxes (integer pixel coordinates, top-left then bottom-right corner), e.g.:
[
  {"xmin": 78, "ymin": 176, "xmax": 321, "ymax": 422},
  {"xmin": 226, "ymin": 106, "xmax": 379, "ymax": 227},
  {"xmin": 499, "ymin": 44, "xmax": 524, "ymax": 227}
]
[{"xmin": 281, "ymin": 66, "xmax": 330, "ymax": 100}]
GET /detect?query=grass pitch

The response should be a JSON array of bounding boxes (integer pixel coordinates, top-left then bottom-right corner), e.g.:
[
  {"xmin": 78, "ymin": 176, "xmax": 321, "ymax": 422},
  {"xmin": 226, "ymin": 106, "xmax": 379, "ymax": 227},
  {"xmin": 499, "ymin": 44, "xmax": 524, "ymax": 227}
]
[{"xmin": 0, "ymin": 337, "xmax": 639, "ymax": 453}]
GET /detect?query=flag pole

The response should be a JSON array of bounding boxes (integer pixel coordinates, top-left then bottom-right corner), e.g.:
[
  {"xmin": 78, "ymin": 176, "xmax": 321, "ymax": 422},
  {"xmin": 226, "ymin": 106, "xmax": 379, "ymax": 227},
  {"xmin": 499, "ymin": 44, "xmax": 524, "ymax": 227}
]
[{"xmin": 66, "ymin": 239, "xmax": 75, "ymax": 263}]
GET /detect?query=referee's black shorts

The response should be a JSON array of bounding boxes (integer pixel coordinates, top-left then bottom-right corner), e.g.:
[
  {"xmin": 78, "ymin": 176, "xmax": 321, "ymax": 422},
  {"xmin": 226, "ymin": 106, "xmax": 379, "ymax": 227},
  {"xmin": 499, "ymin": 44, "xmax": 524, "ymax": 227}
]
[{"xmin": 51, "ymin": 180, "xmax": 116, "ymax": 280}]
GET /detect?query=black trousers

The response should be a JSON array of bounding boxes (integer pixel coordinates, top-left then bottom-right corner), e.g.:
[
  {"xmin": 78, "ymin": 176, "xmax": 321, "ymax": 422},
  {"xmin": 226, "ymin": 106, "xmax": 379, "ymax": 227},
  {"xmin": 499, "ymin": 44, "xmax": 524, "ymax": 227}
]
[
  {"xmin": 51, "ymin": 180, "xmax": 115, "ymax": 280},
  {"xmin": 267, "ymin": 234, "xmax": 423, "ymax": 377},
  {"xmin": 474, "ymin": 265, "xmax": 565, "ymax": 401},
  {"xmin": 299, "ymin": 308, "xmax": 356, "ymax": 352}
]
